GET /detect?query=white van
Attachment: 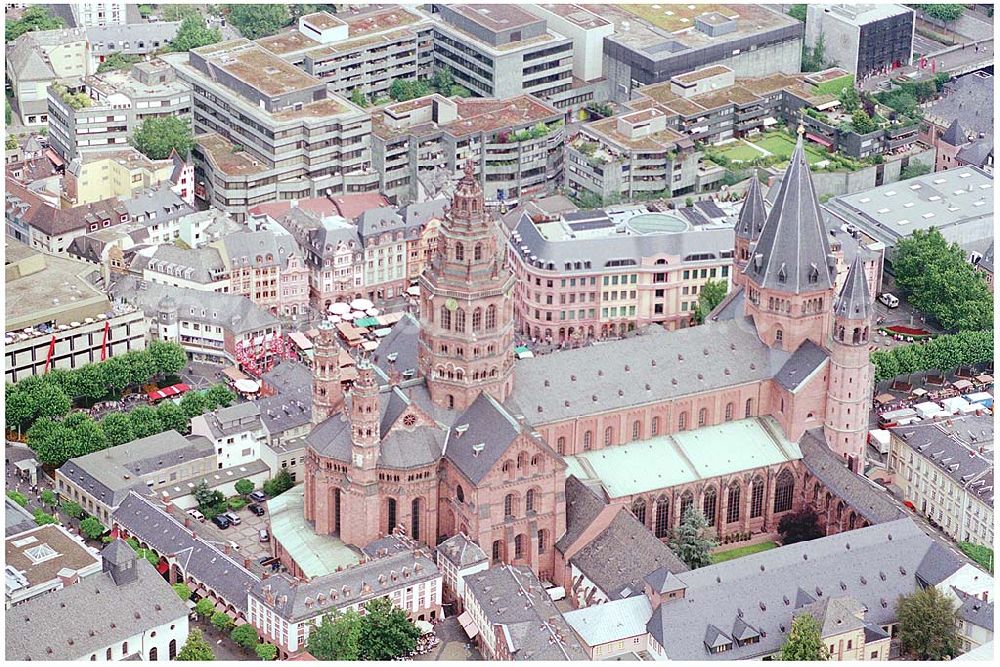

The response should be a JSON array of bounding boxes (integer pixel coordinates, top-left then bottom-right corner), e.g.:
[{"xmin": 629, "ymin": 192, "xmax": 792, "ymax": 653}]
[
  {"xmin": 878, "ymin": 293, "xmax": 899, "ymax": 308},
  {"xmin": 186, "ymin": 509, "xmax": 205, "ymax": 522}
]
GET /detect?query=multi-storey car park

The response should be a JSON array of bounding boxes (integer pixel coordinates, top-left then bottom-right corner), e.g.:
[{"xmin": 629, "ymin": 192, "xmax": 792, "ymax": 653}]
[
  {"xmin": 590, "ymin": 4, "xmax": 804, "ymax": 102},
  {"xmin": 161, "ymin": 40, "xmax": 380, "ymax": 221},
  {"xmin": 371, "ymin": 93, "xmax": 565, "ymax": 205}
]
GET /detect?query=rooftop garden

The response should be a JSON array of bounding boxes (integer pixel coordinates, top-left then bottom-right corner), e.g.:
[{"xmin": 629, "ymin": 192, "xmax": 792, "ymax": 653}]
[
  {"xmin": 51, "ymin": 83, "xmax": 92, "ymax": 111},
  {"xmin": 705, "ymin": 129, "xmax": 874, "ymax": 173}
]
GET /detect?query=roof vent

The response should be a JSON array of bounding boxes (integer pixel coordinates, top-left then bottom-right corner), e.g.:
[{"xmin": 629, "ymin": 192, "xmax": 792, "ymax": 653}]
[
  {"xmin": 671, "ymin": 378, "xmax": 677, "ymax": 385},
  {"xmin": 783, "ymin": 596, "xmax": 789, "ymax": 605},
  {"xmin": 624, "ymin": 365, "xmax": 630, "ymax": 372},
  {"xmin": 592, "ymin": 395, "xmax": 598, "ymax": 402},
  {"xmin": 645, "ymin": 383, "xmax": 651, "ymax": 390},
  {"xmin": 703, "ymin": 348, "xmax": 709, "ymax": 356},
  {"xmin": 899, "ymin": 566, "xmax": 906, "ymax": 576},
  {"xmin": 879, "ymin": 571, "xmax": 886, "ymax": 581},
  {"xmin": 840, "ymin": 581, "xmax": 847, "ymax": 591},
  {"xmin": 564, "ymin": 400, "xmax": 570, "ymax": 407},
  {"xmin": 678, "ymin": 353, "xmax": 684, "ymax": 361},
  {"xmin": 618, "ymin": 389, "xmax": 624, "ymax": 396},
  {"xmin": 570, "ymin": 374, "xmax": 576, "ymax": 382},
  {"xmin": 651, "ymin": 359, "xmax": 657, "ymax": 367}
]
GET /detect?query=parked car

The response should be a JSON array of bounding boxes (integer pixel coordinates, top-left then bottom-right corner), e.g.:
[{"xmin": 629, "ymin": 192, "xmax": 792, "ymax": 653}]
[
  {"xmin": 187, "ymin": 509, "xmax": 205, "ymax": 522},
  {"xmin": 259, "ymin": 529, "xmax": 270, "ymax": 543},
  {"xmin": 228, "ymin": 540, "xmax": 241, "ymax": 552},
  {"xmin": 212, "ymin": 515, "xmax": 231, "ymax": 529},
  {"xmin": 248, "ymin": 504, "xmax": 265, "ymax": 517},
  {"xmin": 878, "ymin": 293, "xmax": 900, "ymax": 308},
  {"xmin": 249, "ymin": 490, "xmax": 267, "ymax": 503},
  {"xmin": 224, "ymin": 511, "xmax": 242, "ymax": 526}
]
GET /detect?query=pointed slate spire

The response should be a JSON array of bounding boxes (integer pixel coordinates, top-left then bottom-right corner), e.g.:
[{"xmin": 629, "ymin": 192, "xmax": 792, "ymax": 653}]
[
  {"xmin": 940, "ymin": 119, "xmax": 967, "ymax": 146},
  {"xmin": 735, "ymin": 171, "xmax": 766, "ymax": 242},
  {"xmin": 834, "ymin": 254, "xmax": 873, "ymax": 321},
  {"xmin": 743, "ymin": 129, "xmax": 836, "ymax": 293}
]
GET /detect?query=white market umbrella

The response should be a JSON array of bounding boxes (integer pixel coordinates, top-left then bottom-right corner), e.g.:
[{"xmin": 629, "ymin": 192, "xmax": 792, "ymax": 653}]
[
  {"xmin": 341, "ymin": 311, "xmax": 357, "ymax": 321},
  {"xmin": 350, "ymin": 298, "xmax": 374, "ymax": 311},
  {"xmin": 327, "ymin": 314, "xmax": 342, "ymax": 323},
  {"xmin": 329, "ymin": 302, "xmax": 351, "ymax": 315},
  {"xmin": 366, "ymin": 308, "xmax": 381, "ymax": 316}
]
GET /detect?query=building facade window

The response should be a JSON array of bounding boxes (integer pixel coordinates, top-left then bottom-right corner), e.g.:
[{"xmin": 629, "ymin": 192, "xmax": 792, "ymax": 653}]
[
  {"xmin": 703, "ymin": 487, "xmax": 717, "ymax": 526},
  {"xmin": 654, "ymin": 496, "xmax": 670, "ymax": 538},
  {"xmin": 631, "ymin": 497, "xmax": 647, "ymax": 526},
  {"xmin": 727, "ymin": 483, "xmax": 741, "ymax": 524},
  {"xmin": 750, "ymin": 477, "xmax": 764, "ymax": 518}
]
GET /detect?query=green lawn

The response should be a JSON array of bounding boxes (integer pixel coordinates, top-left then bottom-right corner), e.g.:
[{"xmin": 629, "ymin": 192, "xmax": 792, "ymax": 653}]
[
  {"xmin": 958, "ymin": 542, "xmax": 994, "ymax": 573},
  {"xmin": 751, "ymin": 132, "xmax": 828, "ymax": 165},
  {"xmin": 716, "ymin": 141, "xmax": 764, "ymax": 162},
  {"xmin": 711, "ymin": 541, "xmax": 777, "ymax": 564},
  {"xmin": 813, "ymin": 74, "xmax": 855, "ymax": 96}
]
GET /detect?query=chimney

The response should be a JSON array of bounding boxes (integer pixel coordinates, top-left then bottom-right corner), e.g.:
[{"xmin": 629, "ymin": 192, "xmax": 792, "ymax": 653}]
[{"xmin": 183, "ymin": 516, "xmax": 191, "ymax": 528}]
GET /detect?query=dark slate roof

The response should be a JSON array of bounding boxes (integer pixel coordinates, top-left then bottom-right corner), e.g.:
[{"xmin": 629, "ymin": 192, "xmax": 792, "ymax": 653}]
[
  {"xmin": 373, "ymin": 313, "xmax": 421, "ymax": 384},
  {"xmin": 556, "ymin": 476, "xmax": 608, "ymax": 553},
  {"xmin": 262, "ymin": 361, "xmax": 312, "ymax": 396},
  {"xmin": 305, "ymin": 411, "xmax": 352, "ymax": 460},
  {"xmin": 743, "ymin": 133, "xmax": 836, "ymax": 293},
  {"xmin": 708, "ymin": 285, "xmax": 746, "ymax": 322},
  {"xmin": 926, "ymin": 74, "xmax": 993, "ymax": 139},
  {"xmin": 774, "ymin": 340, "xmax": 829, "ymax": 392},
  {"xmin": 646, "ymin": 567, "xmax": 687, "ymax": 594},
  {"xmin": 443, "ymin": 392, "xmax": 523, "ymax": 484},
  {"xmin": 799, "ymin": 430, "xmax": 904, "ymax": 525},
  {"xmin": 112, "ymin": 492, "xmax": 259, "ymax": 612},
  {"xmin": 941, "ymin": 119, "xmax": 968, "ymax": 146},
  {"xmin": 5, "ymin": 497, "xmax": 38, "ymax": 537},
  {"xmin": 955, "ymin": 591, "xmax": 994, "ymax": 631},
  {"xmin": 798, "ymin": 596, "xmax": 866, "ymax": 637},
  {"xmin": 437, "ymin": 533, "xmax": 488, "ymax": 569},
  {"xmin": 957, "ymin": 139, "xmax": 994, "ymax": 169},
  {"xmin": 5, "ymin": 548, "xmax": 189, "ymax": 661},
  {"xmin": 362, "ymin": 534, "xmax": 419, "ymax": 558},
  {"xmin": 250, "ymin": 545, "xmax": 439, "ymax": 623},
  {"xmin": 978, "ymin": 240, "xmax": 994, "ymax": 274},
  {"xmin": 464, "ymin": 565, "xmax": 589, "ymax": 661},
  {"xmin": 101, "ymin": 538, "xmax": 135, "ymax": 568},
  {"xmin": 833, "ymin": 254, "xmax": 873, "ymax": 321},
  {"xmin": 645, "ymin": 518, "xmax": 963, "ymax": 660},
  {"xmin": 735, "ymin": 173, "xmax": 767, "ymax": 241},
  {"xmin": 569, "ymin": 509, "xmax": 688, "ymax": 600}
]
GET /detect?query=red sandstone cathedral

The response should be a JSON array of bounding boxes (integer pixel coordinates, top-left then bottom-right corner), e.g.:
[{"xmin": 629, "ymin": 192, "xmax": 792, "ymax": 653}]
[{"xmin": 301, "ymin": 136, "xmax": 875, "ymax": 583}]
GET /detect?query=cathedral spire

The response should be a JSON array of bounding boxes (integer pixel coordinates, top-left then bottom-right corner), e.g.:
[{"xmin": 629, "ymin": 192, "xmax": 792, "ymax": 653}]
[
  {"xmin": 735, "ymin": 171, "xmax": 766, "ymax": 243},
  {"xmin": 743, "ymin": 133, "xmax": 836, "ymax": 294},
  {"xmin": 834, "ymin": 254, "xmax": 873, "ymax": 322}
]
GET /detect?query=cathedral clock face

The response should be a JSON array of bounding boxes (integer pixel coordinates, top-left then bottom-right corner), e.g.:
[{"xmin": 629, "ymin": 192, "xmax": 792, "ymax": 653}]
[{"xmin": 445, "ymin": 297, "xmax": 459, "ymax": 311}]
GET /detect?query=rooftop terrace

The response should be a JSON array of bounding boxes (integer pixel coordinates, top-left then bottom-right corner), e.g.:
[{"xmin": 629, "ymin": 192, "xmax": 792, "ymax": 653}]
[
  {"xmin": 537, "ymin": 3, "xmax": 610, "ymax": 29},
  {"xmin": 448, "ymin": 4, "xmax": 541, "ymax": 33},
  {"xmin": 196, "ymin": 133, "xmax": 268, "ymax": 176}
]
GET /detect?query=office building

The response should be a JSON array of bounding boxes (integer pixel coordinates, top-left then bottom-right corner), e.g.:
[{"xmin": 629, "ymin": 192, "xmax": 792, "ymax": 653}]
[
  {"xmin": 806, "ymin": 4, "xmax": 914, "ymax": 77},
  {"xmin": 70, "ymin": 0, "xmax": 125, "ymax": 28},
  {"xmin": 6, "ymin": 28, "xmax": 91, "ymax": 126}
]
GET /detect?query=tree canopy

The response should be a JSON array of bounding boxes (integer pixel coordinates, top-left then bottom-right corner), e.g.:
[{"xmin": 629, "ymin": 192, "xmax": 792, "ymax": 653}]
[
  {"xmin": 231, "ymin": 624, "xmax": 260, "ymax": 651},
  {"xmin": 669, "ymin": 506, "xmax": 716, "ymax": 569},
  {"xmin": 307, "ymin": 610, "xmax": 362, "ymax": 660},
  {"xmin": 170, "ymin": 14, "xmax": 222, "ymax": 52},
  {"xmin": 225, "ymin": 4, "xmax": 291, "ymax": 39},
  {"xmin": 892, "ymin": 228, "xmax": 993, "ymax": 331},
  {"xmin": 97, "ymin": 53, "xmax": 141, "ymax": 74},
  {"xmin": 131, "ymin": 116, "xmax": 194, "ymax": 160},
  {"xmin": 389, "ymin": 78, "xmax": 431, "ymax": 102},
  {"xmin": 177, "ymin": 629, "xmax": 215, "ymax": 661},
  {"xmin": 173, "ymin": 582, "xmax": 193, "ymax": 601},
  {"xmin": 263, "ymin": 470, "xmax": 294, "ymax": 498},
  {"xmin": 777, "ymin": 507, "xmax": 824, "ymax": 545},
  {"xmin": 896, "ymin": 586, "xmax": 960, "ymax": 660},
  {"xmin": 6, "ymin": 6, "xmax": 64, "ymax": 43},
  {"xmin": 255, "ymin": 643, "xmax": 278, "ymax": 661},
  {"xmin": 235, "ymin": 479, "xmax": 256, "ymax": 497},
  {"xmin": 694, "ymin": 279, "xmax": 728, "ymax": 324},
  {"xmin": 779, "ymin": 614, "xmax": 829, "ymax": 660},
  {"xmin": 851, "ymin": 109, "xmax": 877, "ymax": 134},
  {"xmin": 871, "ymin": 330, "xmax": 993, "ymax": 383},
  {"xmin": 917, "ymin": 4, "xmax": 965, "ymax": 23},
  {"xmin": 787, "ymin": 5, "xmax": 807, "ymax": 22},
  {"xmin": 79, "ymin": 517, "xmax": 107, "ymax": 540},
  {"xmin": 357, "ymin": 597, "xmax": 421, "ymax": 660}
]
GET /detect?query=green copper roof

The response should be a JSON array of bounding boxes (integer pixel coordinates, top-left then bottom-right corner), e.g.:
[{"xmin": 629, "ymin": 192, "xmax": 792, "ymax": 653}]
[
  {"xmin": 563, "ymin": 417, "xmax": 802, "ymax": 498},
  {"xmin": 267, "ymin": 485, "xmax": 361, "ymax": 578}
]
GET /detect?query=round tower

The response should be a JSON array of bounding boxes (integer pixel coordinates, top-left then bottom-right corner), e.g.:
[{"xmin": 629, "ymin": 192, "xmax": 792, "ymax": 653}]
[
  {"xmin": 311, "ymin": 321, "xmax": 343, "ymax": 425},
  {"xmin": 418, "ymin": 160, "xmax": 517, "ymax": 411},
  {"xmin": 339, "ymin": 356, "xmax": 383, "ymax": 546},
  {"xmin": 824, "ymin": 254, "xmax": 875, "ymax": 473}
]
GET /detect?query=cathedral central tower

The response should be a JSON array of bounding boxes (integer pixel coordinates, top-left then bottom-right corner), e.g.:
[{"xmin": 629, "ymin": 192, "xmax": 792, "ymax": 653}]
[{"xmin": 417, "ymin": 161, "xmax": 516, "ymax": 411}]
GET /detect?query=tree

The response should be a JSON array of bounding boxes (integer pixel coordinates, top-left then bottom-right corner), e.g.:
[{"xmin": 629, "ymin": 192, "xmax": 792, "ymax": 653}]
[
  {"xmin": 79, "ymin": 517, "xmax": 106, "ymax": 540},
  {"xmin": 6, "ymin": 6, "xmax": 64, "ymax": 42},
  {"xmin": 97, "ymin": 53, "xmax": 141, "ymax": 74},
  {"xmin": 694, "ymin": 279, "xmax": 728, "ymax": 324},
  {"xmin": 61, "ymin": 500, "xmax": 85, "ymax": 519},
  {"xmin": 231, "ymin": 624, "xmax": 260, "ymax": 651},
  {"xmin": 173, "ymin": 583, "xmax": 193, "ymax": 601},
  {"xmin": 128, "ymin": 406, "xmax": 163, "ymax": 439},
  {"xmin": 851, "ymin": 109, "xmax": 876, "ymax": 134},
  {"xmin": 255, "ymin": 643, "xmax": 278, "ymax": 661},
  {"xmin": 226, "ymin": 4, "xmax": 291, "ymax": 39},
  {"xmin": 6, "ymin": 490, "xmax": 28, "ymax": 507},
  {"xmin": 6, "ymin": 99, "xmax": 11, "ymax": 125},
  {"xmin": 149, "ymin": 341, "xmax": 188, "ymax": 376},
  {"xmin": 779, "ymin": 614, "xmax": 829, "ymax": 660},
  {"xmin": 33, "ymin": 509, "xmax": 60, "ymax": 525},
  {"xmin": 896, "ymin": 586, "xmax": 960, "ymax": 660},
  {"xmin": 918, "ymin": 4, "xmax": 965, "ymax": 24},
  {"xmin": 235, "ymin": 479, "xmax": 255, "ymax": 497},
  {"xmin": 205, "ymin": 384, "xmax": 236, "ymax": 409},
  {"xmin": 350, "ymin": 88, "xmax": 368, "ymax": 107},
  {"xmin": 307, "ymin": 610, "xmax": 362, "ymax": 660},
  {"xmin": 358, "ymin": 597, "xmax": 420, "ymax": 661},
  {"xmin": 802, "ymin": 33, "xmax": 827, "ymax": 72},
  {"xmin": 899, "ymin": 162, "xmax": 932, "ymax": 180},
  {"xmin": 669, "ymin": 506, "xmax": 716, "ymax": 570},
  {"xmin": 195, "ymin": 597, "xmax": 217, "ymax": 618},
  {"xmin": 6, "ymin": 135, "xmax": 18, "ymax": 150},
  {"xmin": 40, "ymin": 489, "xmax": 58, "ymax": 507},
  {"xmin": 838, "ymin": 84, "xmax": 860, "ymax": 113},
  {"xmin": 75, "ymin": 363, "xmax": 110, "ymax": 403},
  {"xmin": 777, "ymin": 507, "xmax": 824, "ymax": 545},
  {"xmin": 157, "ymin": 401, "xmax": 189, "ymax": 434},
  {"xmin": 180, "ymin": 391, "xmax": 209, "ymax": 419},
  {"xmin": 100, "ymin": 412, "xmax": 136, "ymax": 447},
  {"xmin": 170, "ymin": 14, "xmax": 222, "ymax": 52},
  {"xmin": 389, "ymin": 78, "xmax": 430, "ymax": 102},
  {"xmin": 30, "ymin": 383, "xmax": 73, "ymax": 421},
  {"xmin": 211, "ymin": 611, "xmax": 235, "ymax": 631},
  {"xmin": 263, "ymin": 470, "xmax": 294, "ymax": 498},
  {"xmin": 194, "ymin": 481, "xmax": 226, "ymax": 510},
  {"xmin": 177, "ymin": 629, "xmax": 215, "ymax": 661},
  {"xmin": 131, "ymin": 117, "xmax": 195, "ymax": 161},
  {"xmin": 27, "ymin": 418, "xmax": 78, "ymax": 467},
  {"xmin": 431, "ymin": 67, "xmax": 455, "ymax": 93}
]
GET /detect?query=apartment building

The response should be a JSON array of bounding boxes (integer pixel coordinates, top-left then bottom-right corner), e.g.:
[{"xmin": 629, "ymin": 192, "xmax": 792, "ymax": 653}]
[
  {"xmin": 222, "ymin": 227, "xmax": 311, "ymax": 318},
  {"xmin": 257, "ymin": 7, "xmax": 434, "ymax": 102},
  {"xmin": 888, "ymin": 415, "xmax": 994, "ymax": 547},
  {"xmin": 62, "ymin": 148, "xmax": 194, "ymax": 207},
  {"xmin": 430, "ymin": 4, "xmax": 574, "ymax": 100},
  {"xmin": 5, "ymin": 523, "xmax": 102, "ymax": 607},
  {"xmin": 190, "ymin": 403, "xmax": 266, "ymax": 470},
  {"xmin": 372, "ymin": 93, "xmax": 565, "ymax": 205},
  {"xmin": 6, "ymin": 28, "xmax": 91, "ymax": 126},
  {"xmin": 248, "ymin": 537, "xmax": 442, "ymax": 657},
  {"xmin": 70, "ymin": 0, "xmax": 125, "ymax": 27},
  {"xmin": 86, "ymin": 20, "xmax": 182, "ymax": 70},
  {"xmin": 595, "ymin": 4, "xmax": 803, "ymax": 102},
  {"xmin": 47, "ymin": 60, "xmax": 192, "ymax": 162},
  {"xmin": 806, "ymin": 4, "xmax": 914, "ymax": 77},
  {"xmin": 162, "ymin": 40, "xmax": 379, "ymax": 221},
  {"xmin": 507, "ymin": 202, "xmax": 737, "ymax": 341}
]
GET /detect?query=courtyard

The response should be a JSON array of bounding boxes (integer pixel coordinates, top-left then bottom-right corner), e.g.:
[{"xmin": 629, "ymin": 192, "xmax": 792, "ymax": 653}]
[{"xmin": 714, "ymin": 131, "xmax": 830, "ymax": 166}]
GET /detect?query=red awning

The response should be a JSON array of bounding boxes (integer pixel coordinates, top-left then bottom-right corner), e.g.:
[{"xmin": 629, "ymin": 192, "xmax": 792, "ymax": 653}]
[
  {"xmin": 903, "ymin": 500, "xmax": 916, "ymax": 511},
  {"xmin": 156, "ymin": 560, "xmax": 169, "ymax": 574},
  {"xmin": 805, "ymin": 133, "xmax": 833, "ymax": 148},
  {"xmin": 147, "ymin": 383, "xmax": 192, "ymax": 401},
  {"xmin": 44, "ymin": 148, "xmax": 65, "ymax": 168}
]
